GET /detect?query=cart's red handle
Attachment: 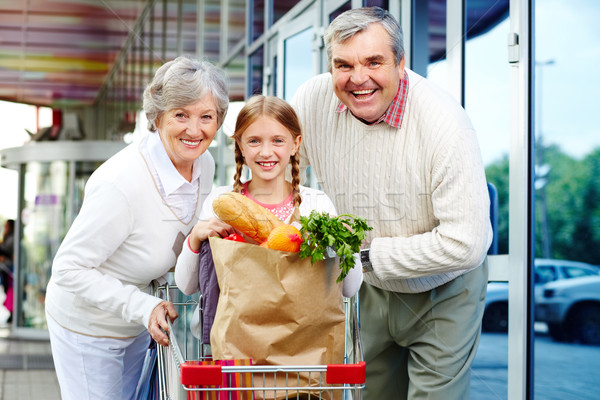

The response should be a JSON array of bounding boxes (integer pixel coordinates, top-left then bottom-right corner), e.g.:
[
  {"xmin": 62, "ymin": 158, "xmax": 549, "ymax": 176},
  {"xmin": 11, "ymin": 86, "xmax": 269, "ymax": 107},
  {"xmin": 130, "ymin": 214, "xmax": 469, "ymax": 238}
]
[
  {"xmin": 326, "ymin": 361, "xmax": 366, "ymax": 384},
  {"xmin": 180, "ymin": 363, "xmax": 222, "ymax": 386}
]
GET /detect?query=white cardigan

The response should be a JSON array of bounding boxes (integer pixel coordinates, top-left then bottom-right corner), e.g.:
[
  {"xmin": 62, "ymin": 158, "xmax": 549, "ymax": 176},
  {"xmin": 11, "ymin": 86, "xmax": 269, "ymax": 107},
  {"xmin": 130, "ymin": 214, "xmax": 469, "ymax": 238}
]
[{"xmin": 45, "ymin": 136, "xmax": 214, "ymax": 338}]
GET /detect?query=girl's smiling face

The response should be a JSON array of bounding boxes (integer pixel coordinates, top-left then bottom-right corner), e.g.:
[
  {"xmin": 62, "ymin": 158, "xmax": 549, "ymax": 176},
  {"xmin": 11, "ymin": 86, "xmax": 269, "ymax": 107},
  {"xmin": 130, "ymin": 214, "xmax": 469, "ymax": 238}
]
[
  {"xmin": 156, "ymin": 94, "xmax": 218, "ymax": 178},
  {"xmin": 238, "ymin": 115, "xmax": 301, "ymax": 184}
]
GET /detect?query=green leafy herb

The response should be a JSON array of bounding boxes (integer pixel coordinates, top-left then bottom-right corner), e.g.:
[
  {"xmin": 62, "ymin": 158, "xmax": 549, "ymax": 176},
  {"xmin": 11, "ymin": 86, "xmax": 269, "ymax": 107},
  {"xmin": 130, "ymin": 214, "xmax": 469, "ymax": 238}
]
[{"xmin": 299, "ymin": 211, "xmax": 373, "ymax": 282}]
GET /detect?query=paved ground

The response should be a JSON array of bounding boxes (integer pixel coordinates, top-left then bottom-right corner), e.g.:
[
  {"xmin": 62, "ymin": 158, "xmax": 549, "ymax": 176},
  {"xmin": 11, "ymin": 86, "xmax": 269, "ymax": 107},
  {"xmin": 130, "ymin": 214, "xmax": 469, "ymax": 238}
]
[
  {"xmin": 0, "ymin": 326, "xmax": 61, "ymax": 400},
  {"xmin": 2, "ymin": 322, "xmax": 599, "ymax": 400}
]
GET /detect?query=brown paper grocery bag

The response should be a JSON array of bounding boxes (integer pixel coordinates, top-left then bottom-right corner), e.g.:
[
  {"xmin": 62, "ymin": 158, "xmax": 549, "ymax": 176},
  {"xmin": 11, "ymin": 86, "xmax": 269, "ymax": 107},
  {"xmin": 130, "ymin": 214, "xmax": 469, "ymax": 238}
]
[{"xmin": 208, "ymin": 236, "xmax": 345, "ymax": 399}]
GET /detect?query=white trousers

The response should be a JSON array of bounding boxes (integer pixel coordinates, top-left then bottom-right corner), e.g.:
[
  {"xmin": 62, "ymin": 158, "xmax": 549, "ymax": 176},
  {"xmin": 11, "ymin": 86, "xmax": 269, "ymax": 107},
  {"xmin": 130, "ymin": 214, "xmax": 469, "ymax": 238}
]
[{"xmin": 47, "ymin": 313, "xmax": 151, "ymax": 400}]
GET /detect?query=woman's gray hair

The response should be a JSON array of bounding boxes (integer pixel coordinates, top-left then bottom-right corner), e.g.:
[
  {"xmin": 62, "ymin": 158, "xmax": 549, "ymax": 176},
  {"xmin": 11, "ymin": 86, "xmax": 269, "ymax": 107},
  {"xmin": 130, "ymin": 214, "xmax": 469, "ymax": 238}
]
[
  {"xmin": 143, "ymin": 56, "xmax": 229, "ymax": 132},
  {"xmin": 324, "ymin": 7, "xmax": 404, "ymax": 69}
]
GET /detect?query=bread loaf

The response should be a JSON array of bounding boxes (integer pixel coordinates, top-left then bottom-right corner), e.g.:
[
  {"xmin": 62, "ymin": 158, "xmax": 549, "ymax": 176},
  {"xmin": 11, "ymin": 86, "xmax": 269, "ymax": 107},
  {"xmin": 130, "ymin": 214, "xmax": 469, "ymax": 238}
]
[{"xmin": 212, "ymin": 192, "xmax": 284, "ymax": 243}]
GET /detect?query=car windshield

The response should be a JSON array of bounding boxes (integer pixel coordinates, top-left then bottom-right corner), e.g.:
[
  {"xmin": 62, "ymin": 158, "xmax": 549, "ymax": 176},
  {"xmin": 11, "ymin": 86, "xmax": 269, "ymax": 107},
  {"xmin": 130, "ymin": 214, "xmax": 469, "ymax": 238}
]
[
  {"xmin": 562, "ymin": 266, "xmax": 599, "ymax": 279},
  {"xmin": 535, "ymin": 266, "xmax": 556, "ymax": 284}
]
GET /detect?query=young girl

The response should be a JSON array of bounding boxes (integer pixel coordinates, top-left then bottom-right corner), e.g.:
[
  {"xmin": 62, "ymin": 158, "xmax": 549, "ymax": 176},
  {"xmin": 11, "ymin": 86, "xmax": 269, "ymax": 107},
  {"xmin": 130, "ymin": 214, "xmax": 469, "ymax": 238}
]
[{"xmin": 175, "ymin": 95, "xmax": 362, "ymax": 300}]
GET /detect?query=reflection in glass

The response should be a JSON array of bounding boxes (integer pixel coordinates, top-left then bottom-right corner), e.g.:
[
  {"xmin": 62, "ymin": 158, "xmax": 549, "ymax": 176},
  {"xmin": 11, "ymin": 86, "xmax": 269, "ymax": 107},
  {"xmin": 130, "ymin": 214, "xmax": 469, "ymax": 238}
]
[
  {"xmin": 225, "ymin": 50, "xmax": 246, "ymax": 102},
  {"xmin": 19, "ymin": 161, "xmax": 69, "ymax": 329},
  {"xmin": 228, "ymin": 0, "xmax": 245, "ymax": 52},
  {"xmin": 181, "ymin": 0, "xmax": 199, "ymax": 55},
  {"xmin": 203, "ymin": 0, "xmax": 221, "ymax": 60},
  {"xmin": 250, "ymin": 0, "xmax": 265, "ymax": 41},
  {"xmin": 273, "ymin": 0, "xmax": 298, "ymax": 26},
  {"xmin": 464, "ymin": 1, "xmax": 510, "ymax": 399},
  {"xmin": 249, "ymin": 46, "xmax": 264, "ymax": 96},
  {"xmin": 426, "ymin": 0, "xmax": 448, "ymax": 92},
  {"xmin": 283, "ymin": 27, "xmax": 313, "ymax": 101},
  {"xmin": 17, "ymin": 161, "xmax": 103, "ymax": 330},
  {"xmin": 533, "ymin": 1, "xmax": 600, "ymax": 399},
  {"xmin": 363, "ymin": 0, "xmax": 389, "ymax": 9},
  {"xmin": 465, "ymin": 12, "xmax": 510, "ymax": 255},
  {"xmin": 272, "ymin": 55, "xmax": 278, "ymax": 97},
  {"xmin": 329, "ymin": 1, "xmax": 351, "ymax": 23}
]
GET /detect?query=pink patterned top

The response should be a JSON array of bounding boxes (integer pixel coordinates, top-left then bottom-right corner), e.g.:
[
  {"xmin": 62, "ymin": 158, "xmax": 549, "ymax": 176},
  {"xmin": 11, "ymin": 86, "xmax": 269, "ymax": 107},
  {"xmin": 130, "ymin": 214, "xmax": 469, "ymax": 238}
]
[{"xmin": 240, "ymin": 182, "xmax": 295, "ymax": 221}]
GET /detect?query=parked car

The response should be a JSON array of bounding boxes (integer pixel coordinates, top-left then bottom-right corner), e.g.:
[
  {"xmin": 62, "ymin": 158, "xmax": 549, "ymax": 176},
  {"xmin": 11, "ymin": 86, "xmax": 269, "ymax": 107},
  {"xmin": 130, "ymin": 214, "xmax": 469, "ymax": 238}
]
[
  {"xmin": 535, "ymin": 275, "xmax": 600, "ymax": 345},
  {"xmin": 482, "ymin": 259, "xmax": 600, "ymax": 333}
]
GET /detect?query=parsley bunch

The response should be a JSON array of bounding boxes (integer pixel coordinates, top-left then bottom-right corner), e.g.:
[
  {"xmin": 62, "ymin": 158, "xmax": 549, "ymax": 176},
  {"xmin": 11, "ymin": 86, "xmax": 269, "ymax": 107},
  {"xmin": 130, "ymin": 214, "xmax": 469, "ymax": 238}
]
[{"xmin": 299, "ymin": 211, "xmax": 373, "ymax": 282}]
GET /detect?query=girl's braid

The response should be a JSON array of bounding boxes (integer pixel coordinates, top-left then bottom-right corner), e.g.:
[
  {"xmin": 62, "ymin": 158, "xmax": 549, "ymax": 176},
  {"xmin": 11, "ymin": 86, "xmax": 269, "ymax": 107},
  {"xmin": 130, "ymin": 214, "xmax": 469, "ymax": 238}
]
[
  {"xmin": 290, "ymin": 154, "xmax": 302, "ymax": 207},
  {"xmin": 232, "ymin": 144, "xmax": 246, "ymax": 193}
]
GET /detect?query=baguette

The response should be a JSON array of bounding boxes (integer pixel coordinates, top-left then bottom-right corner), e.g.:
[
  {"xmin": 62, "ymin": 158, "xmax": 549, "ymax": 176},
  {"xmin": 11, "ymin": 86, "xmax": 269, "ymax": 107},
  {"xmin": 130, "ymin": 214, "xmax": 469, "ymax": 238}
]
[{"xmin": 212, "ymin": 192, "xmax": 284, "ymax": 243}]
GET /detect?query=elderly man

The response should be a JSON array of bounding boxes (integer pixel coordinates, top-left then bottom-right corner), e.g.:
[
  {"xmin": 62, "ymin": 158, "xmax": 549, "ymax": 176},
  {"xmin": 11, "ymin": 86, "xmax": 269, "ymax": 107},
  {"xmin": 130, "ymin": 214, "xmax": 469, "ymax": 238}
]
[{"xmin": 292, "ymin": 7, "xmax": 492, "ymax": 400}]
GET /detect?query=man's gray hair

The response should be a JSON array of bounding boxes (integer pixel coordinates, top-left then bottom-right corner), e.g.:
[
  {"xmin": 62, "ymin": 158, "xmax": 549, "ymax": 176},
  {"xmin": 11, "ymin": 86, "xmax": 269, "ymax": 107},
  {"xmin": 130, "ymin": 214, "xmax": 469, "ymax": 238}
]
[
  {"xmin": 324, "ymin": 7, "xmax": 404, "ymax": 70},
  {"xmin": 143, "ymin": 56, "xmax": 229, "ymax": 132}
]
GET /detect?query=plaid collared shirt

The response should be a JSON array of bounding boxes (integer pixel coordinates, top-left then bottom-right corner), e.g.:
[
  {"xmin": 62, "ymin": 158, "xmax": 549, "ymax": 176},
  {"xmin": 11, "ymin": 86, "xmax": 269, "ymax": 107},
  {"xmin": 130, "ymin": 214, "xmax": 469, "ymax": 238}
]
[{"xmin": 335, "ymin": 70, "xmax": 409, "ymax": 128}]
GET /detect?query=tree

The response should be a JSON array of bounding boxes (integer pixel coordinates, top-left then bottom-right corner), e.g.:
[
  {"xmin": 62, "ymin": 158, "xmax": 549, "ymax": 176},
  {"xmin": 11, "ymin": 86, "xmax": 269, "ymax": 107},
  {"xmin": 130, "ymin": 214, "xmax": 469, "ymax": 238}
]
[
  {"xmin": 566, "ymin": 149, "xmax": 600, "ymax": 264},
  {"xmin": 484, "ymin": 146, "xmax": 600, "ymax": 265}
]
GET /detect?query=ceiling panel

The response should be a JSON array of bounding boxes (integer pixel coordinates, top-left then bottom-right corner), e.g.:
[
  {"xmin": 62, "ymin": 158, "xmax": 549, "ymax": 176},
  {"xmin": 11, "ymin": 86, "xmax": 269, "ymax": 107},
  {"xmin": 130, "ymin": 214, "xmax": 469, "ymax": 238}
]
[{"xmin": 0, "ymin": 0, "xmax": 146, "ymax": 107}]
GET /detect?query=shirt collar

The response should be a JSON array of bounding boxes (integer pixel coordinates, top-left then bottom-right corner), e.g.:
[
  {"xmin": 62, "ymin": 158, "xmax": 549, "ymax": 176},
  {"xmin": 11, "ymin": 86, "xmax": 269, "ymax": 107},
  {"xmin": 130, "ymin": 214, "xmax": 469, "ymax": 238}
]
[
  {"xmin": 335, "ymin": 70, "xmax": 409, "ymax": 129},
  {"xmin": 147, "ymin": 132, "xmax": 202, "ymax": 195}
]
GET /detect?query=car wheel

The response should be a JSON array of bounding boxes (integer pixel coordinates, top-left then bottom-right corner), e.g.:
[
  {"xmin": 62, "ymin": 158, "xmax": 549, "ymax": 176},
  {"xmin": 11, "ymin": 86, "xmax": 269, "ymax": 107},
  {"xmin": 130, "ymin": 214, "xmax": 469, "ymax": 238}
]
[
  {"xmin": 570, "ymin": 304, "xmax": 600, "ymax": 345},
  {"xmin": 482, "ymin": 302, "xmax": 508, "ymax": 333},
  {"xmin": 547, "ymin": 322, "xmax": 569, "ymax": 342}
]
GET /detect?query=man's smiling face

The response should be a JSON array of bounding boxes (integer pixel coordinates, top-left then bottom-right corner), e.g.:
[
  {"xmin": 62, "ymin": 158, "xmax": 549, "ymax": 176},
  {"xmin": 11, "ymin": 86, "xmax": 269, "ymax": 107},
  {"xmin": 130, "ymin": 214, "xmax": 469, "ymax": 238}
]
[{"xmin": 330, "ymin": 23, "xmax": 405, "ymax": 124}]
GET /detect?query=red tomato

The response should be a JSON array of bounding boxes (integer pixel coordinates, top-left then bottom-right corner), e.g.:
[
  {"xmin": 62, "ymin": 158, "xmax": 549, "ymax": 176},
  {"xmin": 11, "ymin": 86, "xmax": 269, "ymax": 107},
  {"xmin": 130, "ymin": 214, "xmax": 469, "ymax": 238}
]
[{"xmin": 224, "ymin": 233, "xmax": 245, "ymax": 242}]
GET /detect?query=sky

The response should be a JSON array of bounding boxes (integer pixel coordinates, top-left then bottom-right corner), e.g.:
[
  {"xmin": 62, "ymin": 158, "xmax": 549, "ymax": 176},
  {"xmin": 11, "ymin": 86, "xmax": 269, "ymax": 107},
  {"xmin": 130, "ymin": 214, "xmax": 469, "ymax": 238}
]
[
  {"xmin": 1, "ymin": 0, "xmax": 598, "ymax": 219},
  {"xmin": 0, "ymin": 101, "xmax": 52, "ymax": 220},
  {"xmin": 429, "ymin": 0, "xmax": 600, "ymax": 165}
]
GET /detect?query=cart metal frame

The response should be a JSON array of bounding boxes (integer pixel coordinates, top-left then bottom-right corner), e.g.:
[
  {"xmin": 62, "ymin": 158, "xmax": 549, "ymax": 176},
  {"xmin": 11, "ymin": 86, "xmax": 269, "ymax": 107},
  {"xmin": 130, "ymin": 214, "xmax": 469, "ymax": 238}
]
[{"xmin": 155, "ymin": 284, "xmax": 365, "ymax": 400}]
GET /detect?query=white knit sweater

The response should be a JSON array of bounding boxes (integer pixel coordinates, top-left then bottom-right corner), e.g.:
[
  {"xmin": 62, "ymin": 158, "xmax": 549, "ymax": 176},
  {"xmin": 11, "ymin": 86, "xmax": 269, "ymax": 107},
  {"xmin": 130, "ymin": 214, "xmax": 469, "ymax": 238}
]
[{"xmin": 291, "ymin": 69, "xmax": 493, "ymax": 293}]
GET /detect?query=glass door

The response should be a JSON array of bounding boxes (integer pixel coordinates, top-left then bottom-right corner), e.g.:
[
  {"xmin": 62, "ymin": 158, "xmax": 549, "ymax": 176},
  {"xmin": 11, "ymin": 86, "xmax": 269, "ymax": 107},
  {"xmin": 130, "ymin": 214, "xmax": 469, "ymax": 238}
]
[
  {"xmin": 463, "ymin": 2, "xmax": 511, "ymax": 397},
  {"xmin": 532, "ymin": 1, "xmax": 600, "ymax": 399}
]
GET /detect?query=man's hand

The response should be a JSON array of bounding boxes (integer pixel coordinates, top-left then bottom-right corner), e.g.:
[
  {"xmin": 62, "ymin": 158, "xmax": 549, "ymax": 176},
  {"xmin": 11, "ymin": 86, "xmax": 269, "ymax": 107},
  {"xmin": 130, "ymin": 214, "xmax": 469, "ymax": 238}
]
[{"xmin": 148, "ymin": 301, "xmax": 178, "ymax": 347}]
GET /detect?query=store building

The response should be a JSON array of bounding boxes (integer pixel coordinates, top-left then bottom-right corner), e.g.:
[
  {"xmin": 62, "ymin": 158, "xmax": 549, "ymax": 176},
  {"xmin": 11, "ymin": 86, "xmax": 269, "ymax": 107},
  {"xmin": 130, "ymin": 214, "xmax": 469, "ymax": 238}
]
[{"xmin": 0, "ymin": 1, "xmax": 599, "ymax": 399}]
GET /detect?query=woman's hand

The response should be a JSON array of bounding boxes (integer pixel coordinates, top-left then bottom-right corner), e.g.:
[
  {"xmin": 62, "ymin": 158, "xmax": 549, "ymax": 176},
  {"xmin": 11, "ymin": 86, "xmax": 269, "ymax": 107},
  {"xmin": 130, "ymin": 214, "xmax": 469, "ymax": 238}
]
[
  {"xmin": 148, "ymin": 301, "xmax": 179, "ymax": 347},
  {"xmin": 188, "ymin": 218, "xmax": 237, "ymax": 251}
]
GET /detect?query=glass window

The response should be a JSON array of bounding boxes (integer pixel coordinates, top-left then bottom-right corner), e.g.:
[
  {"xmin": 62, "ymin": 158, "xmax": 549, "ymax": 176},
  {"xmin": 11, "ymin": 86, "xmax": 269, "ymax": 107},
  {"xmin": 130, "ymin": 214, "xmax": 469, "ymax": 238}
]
[
  {"xmin": 563, "ymin": 266, "xmax": 596, "ymax": 279},
  {"xmin": 202, "ymin": 0, "xmax": 221, "ymax": 62},
  {"xmin": 426, "ymin": 0, "xmax": 448, "ymax": 92},
  {"xmin": 228, "ymin": 0, "xmax": 245, "ymax": 53},
  {"xmin": 273, "ymin": 55, "xmax": 278, "ymax": 97},
  {"xmin": 273, "ymin": 0, "xmax": 299, "ymax": 26},
  {"xmin": 181, "ymin": 0, "xmax": 199, "ymax": 55},
  {"xmin": 163, "ymin": 0, "xmax": 181, "ymax": 61},
  {"xmin": 329, "ymin": 1, "xmax": 351, "ymax": 23},
  {"xmin": 249, "ymin": 46, "xmax": 264, "ymax": 96},
  {"xmin": 250, "ymin": 0, "xmax": 265, "ymax": 41},
  {"xmin": 225, "ymin": 50, "xmax": 246, "ymax": 102},
  {"xmin": 15, "ymin": 160, "xmax": 103, "ymax": 330},
  {"xmin": 465, "ymin": 1, "xmax": 511, "ymax": 399},
  {"xmin": 465, "ymin": 5, "xmax": 510, "ymax": 254},
  {"xmin": 283, "ymin": 27, "xmax": 313, "ymax": 101},
  {"xmin": 536, "ymin": 266, "xmax": 557, "ymax": 284},
  {"xmin": 19, "ymin": 161, "xmax": 69, "ymax": 329},
  {"xmin": 363, "ymin": 0, "xmax": 389, "ymax": 9},
  {"xmin": 533, "ymin": 1, "xmax": 600, "ymax": 399}
]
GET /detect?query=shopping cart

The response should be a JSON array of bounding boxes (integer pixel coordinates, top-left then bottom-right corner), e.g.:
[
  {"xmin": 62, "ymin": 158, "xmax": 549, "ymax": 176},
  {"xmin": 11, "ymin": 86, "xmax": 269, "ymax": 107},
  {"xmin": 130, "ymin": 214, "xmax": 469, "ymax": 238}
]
[{"xmin": 154, "ymin": 283, "xmax": 365, "ymax": 400}]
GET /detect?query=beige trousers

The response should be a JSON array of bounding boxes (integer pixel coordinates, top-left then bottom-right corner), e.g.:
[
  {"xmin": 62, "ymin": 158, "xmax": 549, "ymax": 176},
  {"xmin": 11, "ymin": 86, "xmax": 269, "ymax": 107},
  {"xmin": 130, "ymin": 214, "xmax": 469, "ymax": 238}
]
[{"xmin": 359, "ymin": 262, "xmax": 488, "ymax": 400}]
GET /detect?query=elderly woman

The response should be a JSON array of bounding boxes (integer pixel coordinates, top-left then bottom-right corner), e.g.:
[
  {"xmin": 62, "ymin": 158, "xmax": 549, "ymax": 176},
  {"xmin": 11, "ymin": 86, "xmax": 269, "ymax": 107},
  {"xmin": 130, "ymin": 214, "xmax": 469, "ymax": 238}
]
[{"xmin": 45, "ymin": 56, "xmax": 231, "ymax": 400}]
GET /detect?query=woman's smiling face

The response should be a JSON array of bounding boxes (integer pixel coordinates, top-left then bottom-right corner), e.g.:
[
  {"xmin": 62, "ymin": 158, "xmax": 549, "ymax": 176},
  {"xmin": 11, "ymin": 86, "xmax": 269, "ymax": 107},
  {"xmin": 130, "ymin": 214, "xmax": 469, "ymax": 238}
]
[
  {"xmin": 156, "ymin": 94, "xmax": 218, "ymax": 178},
  {"xmin": 238, "ymin": 115, "xmax": 301, "ymax": 184}
]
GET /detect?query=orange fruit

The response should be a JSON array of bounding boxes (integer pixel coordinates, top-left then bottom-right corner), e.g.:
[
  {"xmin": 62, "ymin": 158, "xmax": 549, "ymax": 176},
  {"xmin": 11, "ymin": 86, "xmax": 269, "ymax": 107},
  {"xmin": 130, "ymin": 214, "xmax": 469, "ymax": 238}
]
[
  {"xmin": 265, "ymin": 224, "xmax": 303, "ymax": 252},
  {"xmin": 259, "ymin": 241, "xmax": 269, "ymax": 248}
]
